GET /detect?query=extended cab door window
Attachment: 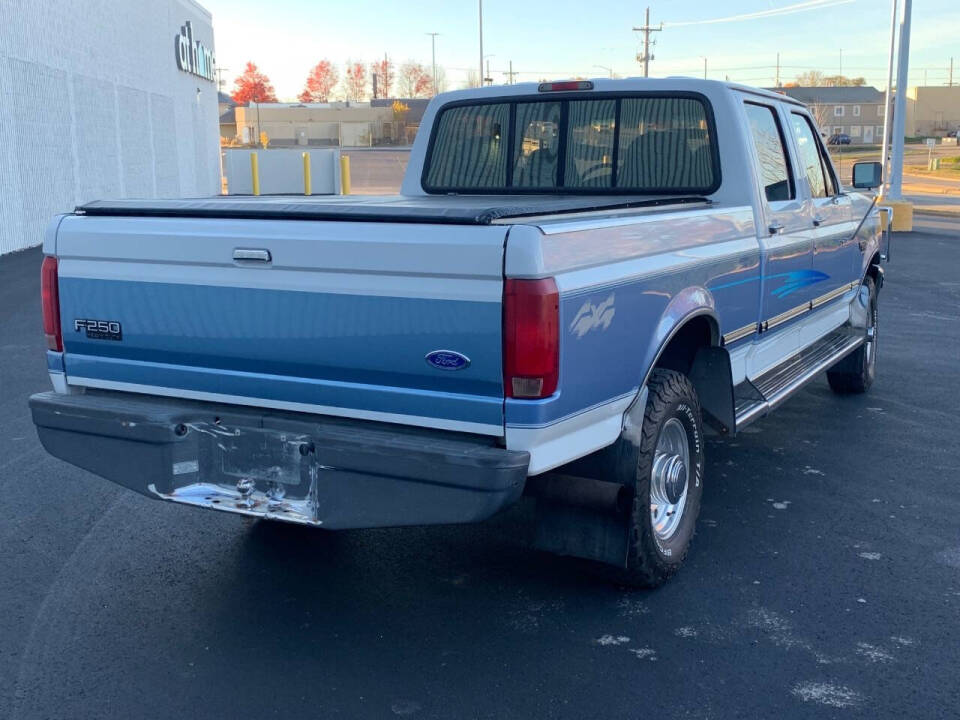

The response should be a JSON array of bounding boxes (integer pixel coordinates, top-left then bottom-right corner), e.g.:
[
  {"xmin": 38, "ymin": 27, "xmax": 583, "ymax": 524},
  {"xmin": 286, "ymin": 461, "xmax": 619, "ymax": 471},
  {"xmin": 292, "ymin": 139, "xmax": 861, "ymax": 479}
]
[
  {"xmin": 789, "ymin": 113, "xmax": 832, "ymax": 198},
  {"xmin": 744, "ymin": 103, "xmax": 794, "ymax": 202}
]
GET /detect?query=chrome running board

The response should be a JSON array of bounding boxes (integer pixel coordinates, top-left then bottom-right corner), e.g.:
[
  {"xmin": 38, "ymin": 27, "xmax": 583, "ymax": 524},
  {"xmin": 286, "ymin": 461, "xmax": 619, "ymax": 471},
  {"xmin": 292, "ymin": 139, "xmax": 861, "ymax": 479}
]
[{"xmin": 734, "ymin": 326, "xmax": 864, "ymax": 431}]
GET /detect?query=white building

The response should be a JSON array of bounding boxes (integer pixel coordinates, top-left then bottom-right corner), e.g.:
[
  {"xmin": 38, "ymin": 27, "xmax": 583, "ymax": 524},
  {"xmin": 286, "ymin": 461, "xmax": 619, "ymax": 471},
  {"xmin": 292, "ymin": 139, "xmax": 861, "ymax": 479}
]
[{"xmin": 0, "ymin": 0, "xmax": 220, "ymax": 255}]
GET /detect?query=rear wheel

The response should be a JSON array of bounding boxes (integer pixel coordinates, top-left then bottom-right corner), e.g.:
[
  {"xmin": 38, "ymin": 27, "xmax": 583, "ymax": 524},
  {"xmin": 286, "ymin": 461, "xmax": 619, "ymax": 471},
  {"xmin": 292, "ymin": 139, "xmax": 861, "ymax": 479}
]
[
  {"xmin": 605, "ymin": 369, "xmax": 705, "ymax": 588},
  {"xmin": 827, "ymin": 276, "xmax": 878, "ymax": 394}
]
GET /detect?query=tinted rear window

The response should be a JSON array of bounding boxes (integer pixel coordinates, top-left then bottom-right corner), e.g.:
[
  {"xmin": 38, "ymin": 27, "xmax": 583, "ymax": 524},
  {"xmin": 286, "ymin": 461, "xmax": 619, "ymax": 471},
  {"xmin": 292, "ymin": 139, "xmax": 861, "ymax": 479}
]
[{"xmin": 423, "ymin": 93, "xmax": 719, "ymax": 194}]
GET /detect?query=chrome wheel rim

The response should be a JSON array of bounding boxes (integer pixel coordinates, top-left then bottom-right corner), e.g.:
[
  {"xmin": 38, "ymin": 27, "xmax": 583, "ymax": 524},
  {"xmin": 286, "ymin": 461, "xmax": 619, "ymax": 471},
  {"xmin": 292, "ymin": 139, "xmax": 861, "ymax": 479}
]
[
  {"xmin": 650, "ymin": 417, "xmax": 690, "ymax": 542},
  {"xmin": 865, "ymin": 304, "xmax": 878, "ymax": 370}
]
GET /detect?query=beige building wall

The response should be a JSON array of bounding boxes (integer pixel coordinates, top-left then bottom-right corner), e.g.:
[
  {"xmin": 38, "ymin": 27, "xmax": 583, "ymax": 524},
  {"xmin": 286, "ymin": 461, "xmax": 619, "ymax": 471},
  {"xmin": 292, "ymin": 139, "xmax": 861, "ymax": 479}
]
[
  {"xmin": 905, "ymin": 87, "xmax": 960, "ymax": 137},
  {"xmin": 234, "ymin": 103, "xmax": 395, "ymax": 146}
]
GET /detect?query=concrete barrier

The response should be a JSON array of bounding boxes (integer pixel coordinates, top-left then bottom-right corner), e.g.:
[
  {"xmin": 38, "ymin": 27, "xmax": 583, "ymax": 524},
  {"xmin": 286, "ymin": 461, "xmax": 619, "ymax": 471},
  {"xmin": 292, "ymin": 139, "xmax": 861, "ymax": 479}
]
[{"xmin": 224, "ymin": 148, "xmax": 341, "ymax": 195}]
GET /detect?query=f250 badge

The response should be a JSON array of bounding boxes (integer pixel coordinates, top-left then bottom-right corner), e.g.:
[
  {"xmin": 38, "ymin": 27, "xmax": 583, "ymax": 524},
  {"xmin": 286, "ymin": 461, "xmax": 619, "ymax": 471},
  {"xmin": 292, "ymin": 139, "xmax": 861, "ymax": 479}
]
[{"xmin": 74, "ymin": 318, "xmax": 123, "ymax": 341}]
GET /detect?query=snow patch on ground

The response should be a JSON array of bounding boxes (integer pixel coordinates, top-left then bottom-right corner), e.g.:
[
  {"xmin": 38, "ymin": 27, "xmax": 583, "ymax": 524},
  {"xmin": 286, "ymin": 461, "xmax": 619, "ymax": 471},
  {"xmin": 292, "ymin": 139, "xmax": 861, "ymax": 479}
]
[
  {"xmin": 595, "ymin": 634, "xmax": 630, "ymax": 646},
  {"xmin": 858, "ymin": 552, "xmax": 882, "ymax": 560},
  {"xmin": 792, "ymin": 682, "xmax": 863, "ymax": 708},
  {"xmin": 617, "ymin": 597, "xmax": 650, "ymax": 617},
  {"xmin": 629, "ymin": 647, "xmax": 657, "ymax": 661},
  {"xmin": 856, "ymin": 642, "xmax": 894, "ymax": 663},
  {"xmin": 937, "ymin": 547, "xmax": 960, "ymax": 569},
  {"xmin": 890, "ymin": 636, "xmax": 918, "ymax": 647},
  {"xmin": 674, "ymin": 626, "xmax": 698, "ymax": 638},
  {"xmin": 803, "ymin": 466, "xmax": 825, "ymax": 475}
]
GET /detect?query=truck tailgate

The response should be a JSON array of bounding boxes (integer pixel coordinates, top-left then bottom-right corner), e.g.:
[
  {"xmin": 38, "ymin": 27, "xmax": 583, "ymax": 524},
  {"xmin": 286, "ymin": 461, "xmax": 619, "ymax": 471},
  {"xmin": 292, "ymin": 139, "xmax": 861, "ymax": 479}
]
[{"xmin": 54, "ymin": 214, "xmax": 507, "ymax": 435}]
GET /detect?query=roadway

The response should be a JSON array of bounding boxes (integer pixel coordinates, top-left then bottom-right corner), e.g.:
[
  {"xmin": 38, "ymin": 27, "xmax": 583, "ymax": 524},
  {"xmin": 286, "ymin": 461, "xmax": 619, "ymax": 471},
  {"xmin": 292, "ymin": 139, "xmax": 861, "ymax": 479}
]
[{"xmin": 2, "ymin": 224, "xmax": 959, "ymax": 718}]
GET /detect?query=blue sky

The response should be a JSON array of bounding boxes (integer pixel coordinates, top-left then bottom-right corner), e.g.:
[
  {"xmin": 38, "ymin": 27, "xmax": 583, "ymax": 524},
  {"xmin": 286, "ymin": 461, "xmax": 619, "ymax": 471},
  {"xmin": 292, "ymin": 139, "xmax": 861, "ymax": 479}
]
[{"xmin": 203, "ymin": 0, "xmax": 960, "ymax": 100}]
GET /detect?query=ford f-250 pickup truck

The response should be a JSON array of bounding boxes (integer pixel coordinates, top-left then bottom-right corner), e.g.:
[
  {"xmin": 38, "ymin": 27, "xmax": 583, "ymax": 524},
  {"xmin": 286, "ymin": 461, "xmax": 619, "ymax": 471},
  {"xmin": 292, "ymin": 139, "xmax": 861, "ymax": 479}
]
[{"xmin": 30, "ymin": 78, "xmax": 888, "ymax": 586}]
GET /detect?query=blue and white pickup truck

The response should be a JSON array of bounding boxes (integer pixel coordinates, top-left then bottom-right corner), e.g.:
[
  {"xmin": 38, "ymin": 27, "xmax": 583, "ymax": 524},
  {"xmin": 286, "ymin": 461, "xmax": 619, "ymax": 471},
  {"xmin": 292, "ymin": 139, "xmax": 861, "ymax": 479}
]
[{"xmin": 31, "ymin": 79, "xmax": 888, "ymax": 586}]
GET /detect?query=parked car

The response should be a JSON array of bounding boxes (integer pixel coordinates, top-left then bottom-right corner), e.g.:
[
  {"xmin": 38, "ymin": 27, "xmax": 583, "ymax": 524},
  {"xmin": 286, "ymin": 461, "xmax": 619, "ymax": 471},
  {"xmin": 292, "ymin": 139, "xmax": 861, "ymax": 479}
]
[
  {"xmin": 31, "ymin": 78, "xmax": 886, "ymax": 587},
  {"xmin": 828, "ymin": 133, "xmax": 852, "ymax": 145}
]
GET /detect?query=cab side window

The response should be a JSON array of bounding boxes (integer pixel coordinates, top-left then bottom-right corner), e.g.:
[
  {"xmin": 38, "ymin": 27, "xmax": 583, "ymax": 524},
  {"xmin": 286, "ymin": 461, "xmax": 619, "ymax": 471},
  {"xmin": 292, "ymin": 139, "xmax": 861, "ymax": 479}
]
[
  {"xmin": 790, "ymin": 113, "xmax": 837, "ymax": 198},
  {"xmin": 744, "ymin": 103, "xmax": 794, "ymax": 202}
]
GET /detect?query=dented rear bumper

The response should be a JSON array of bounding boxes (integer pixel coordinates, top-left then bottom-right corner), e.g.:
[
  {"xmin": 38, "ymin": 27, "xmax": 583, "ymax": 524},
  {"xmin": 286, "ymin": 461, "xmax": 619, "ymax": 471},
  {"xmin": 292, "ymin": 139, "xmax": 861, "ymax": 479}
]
[{"xmin": 30, "ymin": 390, "xmax": 528, "ymax": 529}]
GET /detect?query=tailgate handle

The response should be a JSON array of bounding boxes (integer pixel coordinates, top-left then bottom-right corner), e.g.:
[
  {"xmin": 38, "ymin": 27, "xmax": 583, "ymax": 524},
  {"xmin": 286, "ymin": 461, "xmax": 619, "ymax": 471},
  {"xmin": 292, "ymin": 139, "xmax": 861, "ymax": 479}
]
[{"xmin": 233, "ymin": 248, "xmax": 271, "ymax": 263}]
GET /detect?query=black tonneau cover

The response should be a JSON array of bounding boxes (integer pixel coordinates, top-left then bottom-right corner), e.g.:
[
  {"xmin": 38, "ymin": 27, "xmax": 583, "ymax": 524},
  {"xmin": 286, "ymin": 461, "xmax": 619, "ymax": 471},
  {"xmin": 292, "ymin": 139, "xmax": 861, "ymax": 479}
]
[{"xmin": 77, "ymin": 195, "xmax": 706, "ymax": 226}]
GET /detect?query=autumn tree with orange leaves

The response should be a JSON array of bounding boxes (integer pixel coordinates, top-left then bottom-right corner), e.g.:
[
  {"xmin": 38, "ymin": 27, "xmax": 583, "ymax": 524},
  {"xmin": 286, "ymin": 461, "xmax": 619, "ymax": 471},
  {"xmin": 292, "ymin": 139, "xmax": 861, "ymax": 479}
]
[
  {"xmin": 397, "ymin": 62, "xmax": 432, "ymax": 98},
  {"xmin": 370, "ymin": 56, "xmax": 394, "ymax": 99},
  {"xmin": 231, "ymin": 62, "xmax": 278, "ymax": 104},
  {"xmin": 298, "ymin": 60, "xmax": 339, "ymax": 103},
  {"xmin": 343, "ymin": 61, "xmax": 367, "ymax": 102}
]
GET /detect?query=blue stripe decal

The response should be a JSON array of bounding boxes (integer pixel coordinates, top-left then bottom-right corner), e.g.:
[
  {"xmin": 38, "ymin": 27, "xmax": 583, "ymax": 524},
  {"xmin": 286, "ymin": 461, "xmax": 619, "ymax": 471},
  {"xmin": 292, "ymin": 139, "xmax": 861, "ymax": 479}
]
[
  {"xmin": 66, "ymin": 354, "xmax": 504, "ymax": 426},
  {"xmin": 711, "ymin": 270, "xmax": 830, "ymax": 296},
  {"xmin": 59, "ymin": 277, "xmax": 503, "ymax": 428}
]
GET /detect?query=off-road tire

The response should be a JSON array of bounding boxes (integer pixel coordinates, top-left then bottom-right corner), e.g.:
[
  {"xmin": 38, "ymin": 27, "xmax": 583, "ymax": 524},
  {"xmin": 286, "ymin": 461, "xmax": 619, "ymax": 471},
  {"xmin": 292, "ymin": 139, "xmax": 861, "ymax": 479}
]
[
  {"xmin": 827, "ymin": 276, "xmax": 878, "ymax": 394},
  {"xmin": 604, "ymin": 369, "xmax": 705, "ymax": 588}
]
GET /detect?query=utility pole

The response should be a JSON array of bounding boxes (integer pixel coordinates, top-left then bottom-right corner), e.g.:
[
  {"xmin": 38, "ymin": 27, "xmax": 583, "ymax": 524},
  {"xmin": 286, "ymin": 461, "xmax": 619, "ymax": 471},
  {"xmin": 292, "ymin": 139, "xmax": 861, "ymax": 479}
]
[
  {"xmin": 881, "ymin": 0, "xmax": 898, "ymax": 189},
  {"xmin": 703, "ymin": 57, "xmax": 707, "ymax": 80},
  {"xmin": 504, "ymin": 60, "xmax": 517, "ymax": 84},
  {"xmin": 426, "ymin": 32, "xmax": 439, "ymax": 95},
  {"xmin": 949, "ymin": 57, "xmax": 953, "ymax": 86},
  {"xmin": 633, "ymin": 7, "xmax": 662, "ymax": 78},
  {"xmin": 478, "ymin": 0, "xmax": 484, "ymax": 88},
  {"xmin": 839, "ymin": 47, "xmax": 843, "ymax": 79},
  {"xmin": 486, "ymin": 58, "xmax": 492, "ymax": 86},
  {"xmin": 888, "ymin": 0, "xmax": 913, "ymax": 201},
  {"xmin": 776, "ymin": 53, "xmax": 781, "ymax": 87}
]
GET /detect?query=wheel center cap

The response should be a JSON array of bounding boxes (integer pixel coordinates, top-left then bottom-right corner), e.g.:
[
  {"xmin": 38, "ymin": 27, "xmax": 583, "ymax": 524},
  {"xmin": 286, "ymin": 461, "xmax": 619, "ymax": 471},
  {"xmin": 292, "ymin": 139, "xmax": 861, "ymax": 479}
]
[{"xmin": 663, "ymin": 455, "xmax": 687, "ymax": 504}]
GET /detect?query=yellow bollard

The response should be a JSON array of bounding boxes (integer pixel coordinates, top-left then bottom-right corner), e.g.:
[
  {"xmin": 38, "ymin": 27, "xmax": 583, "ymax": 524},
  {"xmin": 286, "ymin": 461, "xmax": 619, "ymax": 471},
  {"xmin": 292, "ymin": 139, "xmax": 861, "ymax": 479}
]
[
  {"xmin": 340, "ymin": 155, "xmax": 351, "ymax": 195},
  {"xmin": 250, "ymin": 152, "xmax": 260, "ymax": 196},
  {"xmin": 302, "ymin": 152, "xmax": 312, "ymax": 196}
]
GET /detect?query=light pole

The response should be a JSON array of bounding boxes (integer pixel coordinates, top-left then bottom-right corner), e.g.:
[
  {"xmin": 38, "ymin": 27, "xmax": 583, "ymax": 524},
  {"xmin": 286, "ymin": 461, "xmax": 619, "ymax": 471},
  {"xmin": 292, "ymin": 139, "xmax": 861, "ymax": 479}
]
[
  {"xmin": 700, "ymin": 56, "xmax": 707, "ymax": 80},
  {"xmin": 426, "ymin": 32, "xmax": 439, "ymax": 95},
  {"xmin": 478, "ymin": 0, "xmax": 484, "ymax": 88},
  {"xmin": 594, "ymin": 65, "xmax": 614, "ymax": 78},
  {"xmin": 888, "ymin": 0, "xmax": 912, "ymax": 200},
  {"xmin": 881, "ymin": 0, "xmax": 898, "ymax": 188}
]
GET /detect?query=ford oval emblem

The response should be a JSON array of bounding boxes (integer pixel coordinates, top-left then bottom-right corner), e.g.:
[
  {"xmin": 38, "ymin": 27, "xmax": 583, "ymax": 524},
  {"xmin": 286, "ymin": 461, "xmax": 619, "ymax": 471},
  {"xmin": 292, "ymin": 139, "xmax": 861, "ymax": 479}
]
[{"xmin": 425, "ymin": 350, "xmax": 471, "ymax": 371}]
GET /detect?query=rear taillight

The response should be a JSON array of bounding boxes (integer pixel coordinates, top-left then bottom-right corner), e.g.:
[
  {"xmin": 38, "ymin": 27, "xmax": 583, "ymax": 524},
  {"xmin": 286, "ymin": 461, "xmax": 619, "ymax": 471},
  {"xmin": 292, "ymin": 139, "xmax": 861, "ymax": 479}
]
[
  {"xmin": 504, "ymin": 278, "xmax": 559, "ymax": 399},
  {"xmin": 41, "ymin": 256, "xmax": 62, "ymax": 352}
]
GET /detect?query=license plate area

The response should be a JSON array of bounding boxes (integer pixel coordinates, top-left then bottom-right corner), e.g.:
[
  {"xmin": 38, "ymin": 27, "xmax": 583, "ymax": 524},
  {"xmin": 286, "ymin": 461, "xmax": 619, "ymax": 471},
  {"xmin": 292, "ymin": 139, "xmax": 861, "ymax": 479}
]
[{"xmin": 185, "ymin": 422, "xmax": 315, "ymax": 489}]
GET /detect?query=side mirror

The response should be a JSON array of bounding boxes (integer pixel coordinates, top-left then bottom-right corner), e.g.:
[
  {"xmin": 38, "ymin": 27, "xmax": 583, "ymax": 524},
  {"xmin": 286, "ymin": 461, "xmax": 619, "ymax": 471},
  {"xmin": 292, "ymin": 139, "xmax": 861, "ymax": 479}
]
[{"xmin": 852, "ymin": 161, "xmax": 883, "ymax": 190}]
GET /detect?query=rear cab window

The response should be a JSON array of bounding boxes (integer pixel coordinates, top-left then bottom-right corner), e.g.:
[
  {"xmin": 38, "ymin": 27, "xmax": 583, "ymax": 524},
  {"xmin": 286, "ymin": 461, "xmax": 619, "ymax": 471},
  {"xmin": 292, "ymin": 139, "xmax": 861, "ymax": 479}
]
[{"xmin": 423, "ymin": 92, "xmax": 720, "ymax": 194}]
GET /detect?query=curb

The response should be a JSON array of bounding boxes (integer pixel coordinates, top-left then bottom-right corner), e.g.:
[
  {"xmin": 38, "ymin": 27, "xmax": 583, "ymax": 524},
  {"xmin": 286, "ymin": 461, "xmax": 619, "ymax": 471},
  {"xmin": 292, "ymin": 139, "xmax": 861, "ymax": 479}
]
[{"xmin": 913, "ymin": 209, "xmax": 960, "ymax": 219}]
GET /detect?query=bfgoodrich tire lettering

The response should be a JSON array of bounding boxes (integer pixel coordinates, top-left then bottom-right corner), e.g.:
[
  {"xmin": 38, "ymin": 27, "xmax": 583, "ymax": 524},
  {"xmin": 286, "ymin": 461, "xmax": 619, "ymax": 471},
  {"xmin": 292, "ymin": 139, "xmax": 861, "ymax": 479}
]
[{"xmin": 606, "ymin": 368, "xmax": 705, "ymax": 588}]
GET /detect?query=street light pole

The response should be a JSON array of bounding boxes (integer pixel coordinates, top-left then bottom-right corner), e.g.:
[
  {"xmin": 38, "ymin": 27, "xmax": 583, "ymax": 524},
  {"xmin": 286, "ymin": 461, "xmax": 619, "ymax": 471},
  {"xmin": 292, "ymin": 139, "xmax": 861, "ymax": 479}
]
[
  {"xmin": 888, "ymin": 0, "xmax": 912, "ymax": 200},
  {"xmin": 426, "ymin": 32, "xmax": 439, "ymax": 95},
  {"xmin": 478, "ymin": 0, "xmax": 484, "ymax": 88},
  {"xmin": 881, "ymin": 0, "xmax": 898, "ymax": 189}
]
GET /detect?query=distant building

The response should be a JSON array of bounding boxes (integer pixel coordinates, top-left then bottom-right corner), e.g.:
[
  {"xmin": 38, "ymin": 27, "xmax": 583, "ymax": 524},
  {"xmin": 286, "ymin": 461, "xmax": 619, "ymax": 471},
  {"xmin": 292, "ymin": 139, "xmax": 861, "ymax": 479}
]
[
  {"xmin": 770, "ymin": 86, "xmax": 886, "ymax": 144},
  {"xmin": 219, "ymin": 91, "xmax": 237, "ymax": 139},
  {"xmin": 223, "ymin": 98, "xmax": 433, "ymax": 148},
  {"xmin": 905, "ymin": 86, "xmax": 960, "ymax": 137},
  {"xmin": 0, "ymin": 0, "xmax": 220, "ymax": 255}
]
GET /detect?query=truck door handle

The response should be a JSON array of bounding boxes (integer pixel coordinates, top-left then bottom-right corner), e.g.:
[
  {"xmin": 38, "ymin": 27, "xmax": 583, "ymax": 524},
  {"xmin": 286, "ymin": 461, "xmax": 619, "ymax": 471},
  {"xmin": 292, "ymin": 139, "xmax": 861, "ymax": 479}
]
[
  {"xmin": 233, "ymin": 248, "xmax": 272, "ymax": 263},
  {"xmin": 812, "ymin": 215, "xmax": 824, "ymax": 227},
  {"xmin": 768, "ymin": 221, "xmax": 784, "ymax": 235}
]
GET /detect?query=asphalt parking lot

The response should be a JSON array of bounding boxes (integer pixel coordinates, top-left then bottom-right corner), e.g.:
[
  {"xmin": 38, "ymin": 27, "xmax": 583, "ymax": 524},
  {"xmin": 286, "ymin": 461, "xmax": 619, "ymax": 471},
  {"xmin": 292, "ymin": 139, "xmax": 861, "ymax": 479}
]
[{"xmin": 2, "ymin": 226, "xmax": 959, "ymax": 719}]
